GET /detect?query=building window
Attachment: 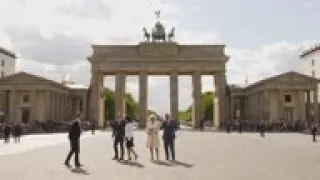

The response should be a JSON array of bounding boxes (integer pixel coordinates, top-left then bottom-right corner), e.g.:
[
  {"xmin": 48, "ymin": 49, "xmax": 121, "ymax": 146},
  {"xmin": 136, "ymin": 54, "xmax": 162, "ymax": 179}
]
[
  {"xmin": 312, "ymin": 59, "xmax": 315, "ymax": 66},
  {"xmin": 284, "ymin": 95, "xmax": 292, "ymax": 103},
  {"xmin": 312, "ymin": 70, "xmax": 315, "ymax": 77},
  {"xmin": 1, "ymin": 60, "xmax": 4, "ymax": 67},
  {"xmin": 22, "ymin": 95, "xmax": 30, "ymax": 103}
]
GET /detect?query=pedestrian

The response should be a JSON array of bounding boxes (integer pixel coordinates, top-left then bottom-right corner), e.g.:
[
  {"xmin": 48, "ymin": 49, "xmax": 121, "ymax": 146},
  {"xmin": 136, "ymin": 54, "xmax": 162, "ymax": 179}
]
[
  {"xmin": 146, "ymin": 115, "xmax": 160, "ymax": 161},
  {"xmin": 259, "ymin": 120, "xmax": 265, "ymax": 138},
  {"xmin": 125, "ymin": 116, "xmax": 138, "ymax": 161},
  {"xmin": 3, "ymin": 122, "xmax": 11, "ymax": 143},
  {"xmin": 238, "ymin": 121, "xmax": 243, "ymax": 133},
  {"xmin": 311, "ymin": 122, "xmax": 317, "ymax": 142},
  {"xmin": 13, "ymin": 123, "xmax": 22, "ymax": 143},
  {"xmin": 111, "ymin": 113, "xmax": 126, "ymax": 161},
  {"xmin": 91, "ymin": 121, "xmax": 95, "ymax": 135},
  {"xmin": 161, "ymin": 113, "xmax": 179, "ymax": 161},
  {"xmin": 64, "ymin": 115, "xmax": 83, "ymax": 168}
]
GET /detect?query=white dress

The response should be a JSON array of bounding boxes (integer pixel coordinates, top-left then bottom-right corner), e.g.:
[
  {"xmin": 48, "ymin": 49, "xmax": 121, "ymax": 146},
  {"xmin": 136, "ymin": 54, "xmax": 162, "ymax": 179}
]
[{"xmin": 146, "ymin": 120, "xmax": 160, "ymax": 148}]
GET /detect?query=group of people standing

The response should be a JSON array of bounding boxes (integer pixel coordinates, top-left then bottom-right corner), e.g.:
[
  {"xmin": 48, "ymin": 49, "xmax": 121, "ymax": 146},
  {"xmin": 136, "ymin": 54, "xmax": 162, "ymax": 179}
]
[
  {"xmin": 3, "ymin": 123, "xmax": 22, "ymax": 143},
  {"xmin": 111, "ymin": 113, "xmax": 179, "ymax": 162},
  {"xmin": 64, "ymin": 113, "xmax": 179, "ymax": 168}
]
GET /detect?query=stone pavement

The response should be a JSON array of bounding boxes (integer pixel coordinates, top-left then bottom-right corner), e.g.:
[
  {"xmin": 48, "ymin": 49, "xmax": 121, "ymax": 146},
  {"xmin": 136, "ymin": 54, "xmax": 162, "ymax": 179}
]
[{"xmin": 1, "ymin": 131, "xmax": 320, "ymax": 180}]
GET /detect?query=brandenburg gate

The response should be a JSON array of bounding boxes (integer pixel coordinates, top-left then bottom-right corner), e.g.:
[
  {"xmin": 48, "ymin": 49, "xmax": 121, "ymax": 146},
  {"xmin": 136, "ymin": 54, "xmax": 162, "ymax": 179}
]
[{"xmin": 87, "ymin": 17, "xmax": 229, "ymax": 129}]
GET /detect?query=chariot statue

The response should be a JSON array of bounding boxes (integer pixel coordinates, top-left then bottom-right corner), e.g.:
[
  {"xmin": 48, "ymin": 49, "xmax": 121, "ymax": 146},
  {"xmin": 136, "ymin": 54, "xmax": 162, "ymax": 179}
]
[
  {"xmin": 152, "ymin": 21, "xmax": 166, "ymax": 42},
  {"xmin": 142, "ymin": 10, "xmax": 176, "ymax": 43}
]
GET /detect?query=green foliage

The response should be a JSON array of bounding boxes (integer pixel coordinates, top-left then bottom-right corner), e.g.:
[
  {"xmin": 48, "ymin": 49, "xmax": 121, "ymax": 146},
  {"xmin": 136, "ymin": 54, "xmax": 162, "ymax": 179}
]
[
  {"xmin": 104, "ymin": 88, "xmax": 138, "ymax": 121},
  {"xmin": 178, "ymin": 91, "xmax": 215, "ymax": 122}
]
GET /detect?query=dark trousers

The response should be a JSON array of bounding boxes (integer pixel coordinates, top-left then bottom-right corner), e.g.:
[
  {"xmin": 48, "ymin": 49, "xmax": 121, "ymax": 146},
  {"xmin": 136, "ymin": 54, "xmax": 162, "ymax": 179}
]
[
  {"xmin": 260, "ymin": 130, "xmax": 265, "ymax": 137},
  {"xmin": 313, "ymin": 133, "xmax": 316, "ymax": 142},
  {"xmin": 14, "ymin": 135, "xmax": 20, "ymax": 143},
  {"xmin": 4, "ymin": 133, "xmax": 10, "ymax": 143},
  {"xmin": 164, "ymin": 139, "xmax": 175, "ymax": 160},
  {"xmin": 65, "ymin": 140, "xmax": 80, "ymax": 165},
  {"xmin": 114, "ymin": 137, "xmax": 124, "ymax": 159}
]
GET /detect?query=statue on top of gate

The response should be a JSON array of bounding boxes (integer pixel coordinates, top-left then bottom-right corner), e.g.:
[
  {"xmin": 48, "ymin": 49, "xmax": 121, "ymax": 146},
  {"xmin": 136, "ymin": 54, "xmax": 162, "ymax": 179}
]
[{"xmin": 142, "ymin": 10, "xmax": 175, "ymax": 43}]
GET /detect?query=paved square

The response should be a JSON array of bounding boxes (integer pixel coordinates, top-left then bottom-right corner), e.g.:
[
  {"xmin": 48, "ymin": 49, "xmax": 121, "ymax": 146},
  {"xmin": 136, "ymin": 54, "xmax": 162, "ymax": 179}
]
[{"xmin": 1, "ymin": 131, "xmax": 320, "ymax": 180}]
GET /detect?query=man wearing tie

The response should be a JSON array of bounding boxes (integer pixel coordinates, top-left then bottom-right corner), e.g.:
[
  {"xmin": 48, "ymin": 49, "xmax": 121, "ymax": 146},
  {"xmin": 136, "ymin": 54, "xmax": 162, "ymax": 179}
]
[
  {"xmin": 111, "ymin": 113, "xmax": 126, "ymax": 161},
  {"xmin": 161, "ymin": 113, "xmax": 179, "ymax": 161}
]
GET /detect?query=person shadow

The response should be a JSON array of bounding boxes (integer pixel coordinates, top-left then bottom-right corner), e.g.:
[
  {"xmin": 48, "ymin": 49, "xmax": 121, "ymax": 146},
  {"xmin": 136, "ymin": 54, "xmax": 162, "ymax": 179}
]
[
  {"xmin": 172, "ymin": 160, "xmax": 194, "ymax": 168},
  {"xmin": 117, "ymin": 160, "xmax": 145, "ymax": 168},
  {"xmin": 152, "ymin": 160, "xmax": 174, "ymax": 167},
  {"xmin": 153, "ymin": 160, "xmax": 194, "ymax": 168},
  {"xmin": 66, "ymin": 165, "xmax": 90, "ymax": 175}
]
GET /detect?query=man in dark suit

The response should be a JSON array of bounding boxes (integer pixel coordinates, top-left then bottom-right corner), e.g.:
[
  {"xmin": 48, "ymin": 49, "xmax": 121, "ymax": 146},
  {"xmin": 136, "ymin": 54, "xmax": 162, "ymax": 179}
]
[
  {"xmin": 311, "ymin": 122, "xmax": 317, "ymax": 142},
  {"xmin": 161, "ymin": 113, "xmax": 179, "ymax": 161},
  {"xmin": 3, "ymin": 122, "xmax": 11, "ymax": 143},
  {"xmin": 111, "ymin": 113, "xmax": 126, "ymax": 161},
  {"xmin": 64, "ymin": 116, "xmax": 82, "ymax": 167}
]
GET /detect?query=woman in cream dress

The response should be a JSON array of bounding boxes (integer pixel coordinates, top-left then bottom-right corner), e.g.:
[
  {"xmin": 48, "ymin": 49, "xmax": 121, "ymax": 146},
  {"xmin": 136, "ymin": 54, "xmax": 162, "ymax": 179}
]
[{"xmin": 146, "ymin": 115, "xmax": 161, "ymax": 161}]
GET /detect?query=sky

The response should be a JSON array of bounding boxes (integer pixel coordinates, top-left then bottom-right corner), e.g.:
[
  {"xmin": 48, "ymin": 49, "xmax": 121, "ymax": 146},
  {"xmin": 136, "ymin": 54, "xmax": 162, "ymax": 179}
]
[{"xmin": 0, "ymin": 0, "xmax": 319, "ymax": 116}]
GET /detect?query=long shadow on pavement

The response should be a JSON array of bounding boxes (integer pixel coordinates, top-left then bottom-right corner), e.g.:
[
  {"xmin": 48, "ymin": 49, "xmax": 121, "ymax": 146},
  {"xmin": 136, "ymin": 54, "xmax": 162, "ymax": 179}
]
[
  {"xmin": 152, "ymin": 160, "xmax": 194, "ymax": 168},
  {"xmin": 173, "ymin": 160, "xmax": 194, "ymax": 168},
  {"xmin": 117, "ymin": 160, "xmax": 145, "ymax": 168},
  {"xmin": 66, "ymin": 166, "xmax": 90, "ymax": 175},
  {"xmin": 152, "ymin": 160, "xmax": 174, "ymax": 167}
]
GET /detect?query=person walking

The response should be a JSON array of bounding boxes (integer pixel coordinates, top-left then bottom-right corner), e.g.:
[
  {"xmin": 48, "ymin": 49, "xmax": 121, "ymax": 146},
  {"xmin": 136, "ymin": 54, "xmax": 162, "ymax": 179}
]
[
  {"xmin": 64, "ymin": 115, "xmax": 83, "ymax": 168},
  {"xmin": 111, "ymin": 113, "xmax": 126, "ymax": 161},
  {"xmin": 259, "ymin": 120, "xmax": 265, "ymax": 138},
  {"xmin": 90, "ymin": 121, "xmax": 96, "ymax": 135},
  {"xmin": 125, "ymin": 116, "xmax": 138, "ymax": 161},
  {"xmin": 146, "ymin": 115, "xmax": 160, "ymax": 161},
  {"xmin": 311, "ymin": 122, "xmax": 317, "ymax": 142},
  {"xmin": 161, "ymin": 113, "xmax": 179, "ymax": 161},
  {"xmin": 3, "ymin": 122, "xmax": 11, "ymax": 143},
  {"xmin": 13, "ymin": 123, "xmax": 22, "ymax": 143}
]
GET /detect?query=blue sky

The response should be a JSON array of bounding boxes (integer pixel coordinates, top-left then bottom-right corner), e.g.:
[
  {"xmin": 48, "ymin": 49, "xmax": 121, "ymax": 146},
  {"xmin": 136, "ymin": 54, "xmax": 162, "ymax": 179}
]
[{"xmin": 0, "ymin": 0, "xmax": 319, "ymax": 115}]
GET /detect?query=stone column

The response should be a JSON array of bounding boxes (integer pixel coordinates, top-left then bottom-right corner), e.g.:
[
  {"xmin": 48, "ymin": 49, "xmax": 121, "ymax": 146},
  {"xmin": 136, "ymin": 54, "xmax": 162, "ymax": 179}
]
[
  {"xmin": 90, "ymin": 71, "xmax": 104, "ymax": 127},
  {"xmin": 306, "ymin": 90, "xmax": 311, "ymax": 122},
  {"xmin": 298, "ymin": 90, "xmax": 304, "ymax": 121},
  {"xmin": 139, "ymin": 72, "xmax": 148, "ymax": 128},
  {"xmin": 230, "ymin": 94, "xmax": 234, "ymax": 120},
  {"xmin": 264, "ymin": 90, "xmax": 269, "ymax": 122},
  {"xmin": 61, "ymin": 94, "xmax": 65, "ymax": 120},
  {"xmin": 51, "ymin": 92, "xmax": 56, "ymax": 120},
  {"xmin": 313, "ymin": 87, "xmax": 319, "ymax": 122},
  {"xmin": 170, "ymin": 72, "xmax": 179, "ymax": 121},
  {"xmin": 9, "ymin": 90, "xmax": 16, "ymax": 123},
  {"xmin": 279, "ymin": 88, "xmax": 284, "ymax": 122},
  {"xmin": 192, "ymin": 71, "xmax": 202, "ymax": 128},
  {"xmin": 115, "ymin": 73, "xmax": 126, "ymax": 117},
  {"xmin": 30, "ymin": 90, "xmax": 36, "ymax": 121},
  {"xmin": 45, "ymin": 91, "xmax": 51, "ymax": 120},
  {"xmin": 57, "ymin": 93, "xmax": 61, "ymax": 120},
  {"xmin": 214, "ymin": 71, "xmax": 226, "ymax": 128}
]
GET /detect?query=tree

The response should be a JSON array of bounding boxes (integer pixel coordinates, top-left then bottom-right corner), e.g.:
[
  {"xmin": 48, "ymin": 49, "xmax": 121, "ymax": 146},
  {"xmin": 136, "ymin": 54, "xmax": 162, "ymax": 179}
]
[{"xmin": 178, "ymin": 91, "xmax": 215, "ymax": 122}]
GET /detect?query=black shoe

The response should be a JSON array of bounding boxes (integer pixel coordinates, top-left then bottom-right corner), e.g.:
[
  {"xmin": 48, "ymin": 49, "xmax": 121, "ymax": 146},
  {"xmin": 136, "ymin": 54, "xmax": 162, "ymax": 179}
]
[
  {"xmin": 64, "ymin": 162, "xmax": 70, "ymax": 167},
  {"xmin": 119, "ymin": 157, "xmax": 124, "ymax": 161},
  {"xmin": 75, "ymin": 164, "xmax": 83, "ymax": 168},
  {"xmin": 112, "ymin": 157, "xmax": 118, "ymax": 160}
]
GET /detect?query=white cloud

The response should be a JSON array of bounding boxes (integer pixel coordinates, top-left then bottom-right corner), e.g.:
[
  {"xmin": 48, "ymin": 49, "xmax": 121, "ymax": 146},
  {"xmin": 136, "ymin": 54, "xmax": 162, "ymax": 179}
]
[{"xmin": 0, "ymin": 0, "xmax": 319, "ymax": 116}]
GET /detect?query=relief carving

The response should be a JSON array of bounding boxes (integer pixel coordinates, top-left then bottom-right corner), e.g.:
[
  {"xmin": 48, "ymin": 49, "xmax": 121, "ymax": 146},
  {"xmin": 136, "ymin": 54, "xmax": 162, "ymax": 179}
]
[{"xmin": 139, "ymin": 43, "xmax": 178, "ymax": 56}]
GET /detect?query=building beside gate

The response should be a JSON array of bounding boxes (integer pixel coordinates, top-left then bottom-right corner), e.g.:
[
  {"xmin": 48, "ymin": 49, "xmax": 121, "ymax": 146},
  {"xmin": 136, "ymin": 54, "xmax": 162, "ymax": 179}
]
[
  {"xmin": 0, "ymin": 72, "xmax": 87, "ymax": 124},
  {"xmin": 229, "ymin": 71, "xmax": 320, "ymax": 124}
]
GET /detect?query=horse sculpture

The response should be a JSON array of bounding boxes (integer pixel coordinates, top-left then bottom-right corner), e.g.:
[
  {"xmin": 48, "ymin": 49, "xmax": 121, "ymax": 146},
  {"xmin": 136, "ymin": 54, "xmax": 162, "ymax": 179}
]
[
  {"xmin": 168, "ymin": 27, "xmax": 175, "ymax": 42},
  {"xmin": 143, "ymin": 27, "xmax": 150, "ymax": 42}
]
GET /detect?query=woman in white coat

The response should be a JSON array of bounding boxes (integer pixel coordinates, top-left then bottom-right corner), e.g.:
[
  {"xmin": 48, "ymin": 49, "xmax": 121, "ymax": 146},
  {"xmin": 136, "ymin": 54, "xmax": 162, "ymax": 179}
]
[{"xmin": 145, "ymin": 115, "xmax": 161, "ymax": 161}]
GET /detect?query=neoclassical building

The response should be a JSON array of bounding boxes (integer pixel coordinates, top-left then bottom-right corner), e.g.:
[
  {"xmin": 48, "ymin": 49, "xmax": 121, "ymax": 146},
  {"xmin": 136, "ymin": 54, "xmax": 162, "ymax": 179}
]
[
  {"xmin": 0, "ymin": 72, "xmax": 87, "ymax": 124},
  {"xmin": 229, "ymin": 71, "xmax": 319, "ymax": 124}
]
